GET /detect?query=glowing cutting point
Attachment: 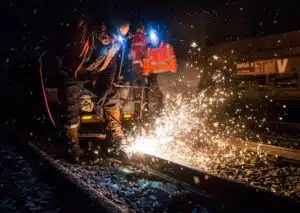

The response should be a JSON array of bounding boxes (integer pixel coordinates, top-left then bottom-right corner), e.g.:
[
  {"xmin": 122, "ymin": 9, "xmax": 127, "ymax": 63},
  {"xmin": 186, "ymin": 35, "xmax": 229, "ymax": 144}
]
[{"xmin": 191, "ymin": 41, "xmax": 197, "ymax": 48}]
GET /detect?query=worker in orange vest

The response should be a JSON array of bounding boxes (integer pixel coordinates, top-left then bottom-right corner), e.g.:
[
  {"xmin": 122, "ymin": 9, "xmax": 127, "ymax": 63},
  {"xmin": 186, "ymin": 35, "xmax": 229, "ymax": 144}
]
[
  {"xmin": 142, "ymin": 29, "xmax": 177, "ymax": 118},
  {"xmin": 130, "ymin": 23, "xmax": 148, "ymax": 84}
]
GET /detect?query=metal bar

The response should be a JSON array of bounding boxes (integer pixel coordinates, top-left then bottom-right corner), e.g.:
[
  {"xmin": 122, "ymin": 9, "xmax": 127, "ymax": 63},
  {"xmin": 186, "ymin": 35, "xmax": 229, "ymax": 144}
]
[
  {"xmin": 112, "ymin": 83, "xmax": 150, "ymax": 89},
  {"xmin": 79, "ymin": 134, "xmax": 106, "ymax": 140},
  {"xmin": 225, "ymin": 138, "xmax": 300, "ymax": 162},
  {"xmin": 140, "ymin": 88, "xmax": 145, "ymax": 119},
  {"xmin": 247, "ymin": 131, "xmax": 300, "ymax": 142},
  {"xmin": 118, "ymin": 41, "xmax": 126, "ymax": 81}
]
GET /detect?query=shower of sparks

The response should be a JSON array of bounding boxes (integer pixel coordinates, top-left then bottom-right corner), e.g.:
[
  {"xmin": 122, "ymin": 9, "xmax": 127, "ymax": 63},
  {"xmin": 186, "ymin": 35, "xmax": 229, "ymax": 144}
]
[
  {"xmin": 124, "ymin": 50, "xmax": 268, "ymax": 172},
  {"xmin": 126, "ymin": 85, "xmax": 252, "ymax": 170},
  {"xmin": 212, "ymin": 55, "xmax": 219, "ymax": 60}
]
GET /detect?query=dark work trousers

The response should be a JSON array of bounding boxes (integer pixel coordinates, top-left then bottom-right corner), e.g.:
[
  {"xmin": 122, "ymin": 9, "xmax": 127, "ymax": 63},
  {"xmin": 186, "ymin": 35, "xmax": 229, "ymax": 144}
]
[
  {"xmin": 132, "ymin": 63, "xmax": 149, "ymax": 87},
  {"xmin": 58, "ymin": 73, "xmax": 81, "ymax": 128},
  {"xmin": 146, "ymin": 74, "xmax": 163, "ymax": 118},
  {"xmin": 94, "ymin": 64, "xmax": 120, "ymax": 109},
  {"xmin": 131, "ymin": 63, "xmax": 143, "ymax": 85},
  {"xmin": 58, "ymin": 57, "xmax": 120, "ymax": 129},
  {"xmin": 130, "ymin": 64, "xmax": 148, "ymax": 109}
]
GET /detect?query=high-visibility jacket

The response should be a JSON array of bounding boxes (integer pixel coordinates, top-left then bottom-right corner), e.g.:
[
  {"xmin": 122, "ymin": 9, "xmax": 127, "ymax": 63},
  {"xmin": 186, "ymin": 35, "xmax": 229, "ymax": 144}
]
[
  {"xmin": 131, "ymin": 30, "xmax": 147, "ymax": 65},
  {"xmin": 142, "ymin": 42, "xmax": 177, "ymax": 75},
  {"xmin": 73, "ymin": 21, "xmax": 121, "ymax": 77}
]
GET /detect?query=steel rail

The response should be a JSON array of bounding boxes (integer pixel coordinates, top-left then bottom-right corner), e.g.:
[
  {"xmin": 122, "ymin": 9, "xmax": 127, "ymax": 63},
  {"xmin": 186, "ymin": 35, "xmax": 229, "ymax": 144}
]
[
  {"xmin": 5, "ymin": 125, "xmax": 222, "ymax": 212},
  {"xmin": 4, "ymin": 124, "xmax": 126, "ymax": 213},
  {"xmin": 225, "ymin": 138, "xmax": 300, "ymax": 162},
  {"xmin": 130, "ymin": 153, "xmax": 300, "ymax": 213},
  {"xmin": 28, "ymin": 142, "xmax": 126, "ymax": 213},
  {"xmin": 5, "ymin": 123, "xmax": 300, "ymax": 213}
]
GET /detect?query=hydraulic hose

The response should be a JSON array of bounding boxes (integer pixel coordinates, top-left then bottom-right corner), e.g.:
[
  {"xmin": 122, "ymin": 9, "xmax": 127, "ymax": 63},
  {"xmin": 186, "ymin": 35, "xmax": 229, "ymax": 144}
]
[{"xmin": 39, "ymin": 52, "xmax": 56, "ymax": 127}]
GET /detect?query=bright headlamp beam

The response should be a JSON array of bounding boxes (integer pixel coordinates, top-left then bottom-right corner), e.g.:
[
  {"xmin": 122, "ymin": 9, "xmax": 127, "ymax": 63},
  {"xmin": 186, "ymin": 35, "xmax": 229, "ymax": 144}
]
[
  {"xmin": 149, "ymin": 30, "xmax": 158, "ymax": 45},
  {"xmin": 118, "ymin": 35, "xmax": 125, "ymax": 43}
]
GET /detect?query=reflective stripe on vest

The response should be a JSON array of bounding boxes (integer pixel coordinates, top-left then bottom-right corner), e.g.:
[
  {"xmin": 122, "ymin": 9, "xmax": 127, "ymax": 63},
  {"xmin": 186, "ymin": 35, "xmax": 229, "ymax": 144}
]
[
  {"xmin": 132, "ymin": 42, "xmax": 146, "ymax": 47},
  {"xmin": 151, "ymin": 69, "xmax": 175, "ymax": 73},
  {"xmin": 150, "ymin": 61, "xmax": 168, "ymax": 65}
]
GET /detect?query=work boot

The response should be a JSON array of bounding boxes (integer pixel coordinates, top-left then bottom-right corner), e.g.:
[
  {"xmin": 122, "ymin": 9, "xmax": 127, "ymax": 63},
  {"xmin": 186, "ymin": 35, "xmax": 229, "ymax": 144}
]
[
  {"xmin": 105, "ymin": 108, "xmax": 129, "ymax": 161},
  {"xmin": 105, "ymin": 107, "xmax": 125, "ymax": 140},
  {"xmin": 66, "ymin": 127, "xmax": 84, "ymax": 163}
]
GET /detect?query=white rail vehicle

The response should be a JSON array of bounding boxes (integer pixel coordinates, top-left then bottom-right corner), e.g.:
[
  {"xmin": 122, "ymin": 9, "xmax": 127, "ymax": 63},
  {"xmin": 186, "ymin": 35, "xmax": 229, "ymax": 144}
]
[{"xmin": 207, "ymin": 30, "xmax": 300, "ymax": 90}]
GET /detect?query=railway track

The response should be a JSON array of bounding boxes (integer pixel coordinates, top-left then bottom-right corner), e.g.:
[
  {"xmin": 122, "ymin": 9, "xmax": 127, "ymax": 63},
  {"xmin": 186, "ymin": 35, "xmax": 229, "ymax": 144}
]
[
  {"xmin": 225, "ymin": 138, "xmax": 300, "ymax": 163},
  {"xmin": 5, "ymin": 124, "xmax": 220, "ymax": 213},
  {"xmin": 4, "ymin": 122, "xmax": 300, "ymax": 213},
  {"xmin": 132, "ymin": 153, "xmax": 300, "ymax": 212}
]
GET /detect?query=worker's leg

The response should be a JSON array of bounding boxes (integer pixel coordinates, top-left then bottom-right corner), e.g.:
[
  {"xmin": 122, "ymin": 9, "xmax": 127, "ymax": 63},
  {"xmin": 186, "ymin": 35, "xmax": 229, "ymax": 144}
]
[
  {"xmin": 103, "ymin": 88, "xmax": 131, "ymax": 159},
  {"xmin": 119, "ymin": 82, "xmax": 131, "ymax": 109},
  {"xmin": 132, "ymin": 63, "xmax": 148, "ymax": 104},
  {"xmin": 131, "ymin": 63, "xmax": 142, "ymax": 85},
  {"xmin": 59, "ymin": 75, "xmax": 84, "ymax": 162},
  {"xmin": 94, "ymin": 64, "xmax": 126, "ymax": 150},
  {"xmin": 147, "ymin": 74, "xmax": 163, "ymax": 119},
  {"xmin": 104, "ymin": 88, "xmax": 125, "ymax": 141}
]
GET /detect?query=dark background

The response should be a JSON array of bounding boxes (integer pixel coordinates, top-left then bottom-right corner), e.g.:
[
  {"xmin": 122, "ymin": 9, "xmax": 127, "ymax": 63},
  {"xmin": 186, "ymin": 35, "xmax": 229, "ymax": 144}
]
[{"xmin": 2, "ymin": 0, "xmax": 300, "ymax": 124}]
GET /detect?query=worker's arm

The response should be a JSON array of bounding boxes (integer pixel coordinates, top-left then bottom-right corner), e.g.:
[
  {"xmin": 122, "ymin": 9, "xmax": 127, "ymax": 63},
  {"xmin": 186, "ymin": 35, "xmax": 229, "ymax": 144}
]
[
  {"xmin": 97, "ymin": 42, "xmax": 120, "ymax": 72},
  {"xmin": 97, "ymin": 49, "xmax": 113, "ymax": 72},
  {"xmin": 82, "ymin": 47, "xmax": 102, "ymax": 71},
  {"xmin": 84, "ymin": 38, "xmax": 117, "ymax": 72}
]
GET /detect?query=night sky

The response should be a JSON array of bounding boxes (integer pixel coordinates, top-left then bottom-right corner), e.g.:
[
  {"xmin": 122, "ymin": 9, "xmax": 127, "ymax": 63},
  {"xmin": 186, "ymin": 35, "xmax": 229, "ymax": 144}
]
[{"xmin": 2, "ymin": 0, "xmax": 300, "ymax": 95}]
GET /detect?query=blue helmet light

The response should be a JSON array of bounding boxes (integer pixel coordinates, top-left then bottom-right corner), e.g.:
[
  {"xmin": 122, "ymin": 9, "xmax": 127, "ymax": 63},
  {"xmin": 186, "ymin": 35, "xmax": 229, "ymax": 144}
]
[
  {"xmin": 149, "ymin": 30, "xmax": 159, "ymax": 45},
  {"xmin": 118, "ymin": 35, "xmax": 125, "ymax": 42}
]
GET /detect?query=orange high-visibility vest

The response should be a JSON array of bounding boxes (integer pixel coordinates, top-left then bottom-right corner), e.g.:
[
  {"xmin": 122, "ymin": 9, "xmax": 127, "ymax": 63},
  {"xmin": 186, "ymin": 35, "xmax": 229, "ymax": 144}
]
[{"xmin": 142, "ymin": 43, "xmax": 177, "ymax": 75}]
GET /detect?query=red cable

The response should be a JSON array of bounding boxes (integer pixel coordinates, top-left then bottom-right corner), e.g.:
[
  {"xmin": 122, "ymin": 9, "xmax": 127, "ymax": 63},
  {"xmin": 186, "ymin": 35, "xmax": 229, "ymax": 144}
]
[{"xmin": 39, "ymin": 59, "xmax": 56, "ymax": 127}]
